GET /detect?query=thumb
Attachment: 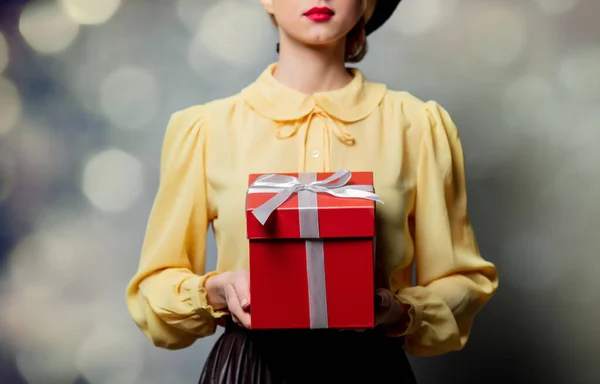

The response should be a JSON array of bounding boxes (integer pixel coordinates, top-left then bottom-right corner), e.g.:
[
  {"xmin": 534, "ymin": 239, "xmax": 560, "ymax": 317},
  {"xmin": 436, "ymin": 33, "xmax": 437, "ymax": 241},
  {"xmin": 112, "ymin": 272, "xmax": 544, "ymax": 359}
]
[{"xmin": 375, "ymin": 288, "xmax": 393, "ymax": 308}]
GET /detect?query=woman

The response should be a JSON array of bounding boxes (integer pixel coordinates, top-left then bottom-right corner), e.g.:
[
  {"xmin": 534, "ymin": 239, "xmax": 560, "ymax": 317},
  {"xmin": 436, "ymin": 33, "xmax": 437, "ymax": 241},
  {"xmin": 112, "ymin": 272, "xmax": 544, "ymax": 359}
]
[{"xmin": 125, "ymin": 0, "xmax": 499, "ymax": 382}]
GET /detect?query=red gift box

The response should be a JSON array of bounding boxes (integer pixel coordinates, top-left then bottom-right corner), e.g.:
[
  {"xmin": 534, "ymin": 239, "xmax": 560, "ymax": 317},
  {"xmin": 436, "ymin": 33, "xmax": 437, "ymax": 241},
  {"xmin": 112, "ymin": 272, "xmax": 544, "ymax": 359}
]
[{"xmin": 246, "ymin": 170, "xmax": 381, "ymax": 330}]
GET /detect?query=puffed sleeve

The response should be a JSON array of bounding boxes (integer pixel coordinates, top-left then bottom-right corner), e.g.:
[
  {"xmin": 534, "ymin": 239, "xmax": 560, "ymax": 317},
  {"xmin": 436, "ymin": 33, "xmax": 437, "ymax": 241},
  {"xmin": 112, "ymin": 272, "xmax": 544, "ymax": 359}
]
[
  {"xmin": 391, "ymin": 101, "xmax": 499, "ymax": 356},
  {"xmin": 125, "ymin": 106, "xmax": 228, "ymax": 350}
]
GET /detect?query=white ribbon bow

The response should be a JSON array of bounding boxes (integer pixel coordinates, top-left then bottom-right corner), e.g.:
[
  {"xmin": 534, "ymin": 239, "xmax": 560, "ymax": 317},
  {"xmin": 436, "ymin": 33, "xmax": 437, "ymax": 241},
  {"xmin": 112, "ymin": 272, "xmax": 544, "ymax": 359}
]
[{"xmin": 247, "ymin": 170, "xmax": 383, "ymax": 225}]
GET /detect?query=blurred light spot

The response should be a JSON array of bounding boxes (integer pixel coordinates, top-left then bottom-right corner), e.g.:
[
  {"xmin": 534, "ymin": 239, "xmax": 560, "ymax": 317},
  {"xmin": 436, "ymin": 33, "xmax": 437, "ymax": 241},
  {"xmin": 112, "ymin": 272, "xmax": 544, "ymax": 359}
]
[
  {"xmin": 534, "ymin": 0, "xmax": 579, "ymax": 14},
  {"xmin": 82, "ymin": 149, "xmax": 143, "ymax": 212},
  {"xmin": 0, "ymin": 152, "xmax": 15, "ymax": 203},
  {"xmin": 61, "ymin": 0, "xmax": 121, "ymax": 25},
  {"xmin": 176, "ymin": 0, "xmax": 205, "ymax": 32},
  {"xmin": 19, "ymin": 0, "xmax": 80, "ymax": 54},
  {"xmin": 4, "ymin": 236, "xmax": 49, "ymax": 293},
  {"xmin": 15, "ymin": 348, "xmax": 79, "ymax": 384},
  {"xmin": 503, "ymin": 232, "xmax": 560, "ymax": 290},
  {"xmin": 0, "ymin": 213, "xmax": 121, "ymax": 346},
  {"xmin": 15, "ymin": 122, "xmax": 69, "ymax": 189},
  {"xmin": 0, "ymin": 77, "xmax": 22, "ymax": 135},
  {"xmin": 558, "ymin": 46, "xmax": 600, "ymax": 101},
  {"xmin": 1, "ymin": 272, "xmax": 90, "ymax": 353},
  {"xmin": 77, "ymin": 327, "xmax": 142, "ymax": 384},
  {"xmin": 547, "ymin": 109, "xmax": 600, "ymax": 164},
  {"xmin": 100, "ymin": 66, "xmax": 159, "ymax": 130},
  {"xmin": 191, "ymin": 0, "xmax": 272, "ymax": 68},
  {"xmin": 388, "ymin": 0, "xmax": 447, "ymax": 35},
  {"xmin": 0, "ymin": 212, "xmax": 143, "ymax": 382},
  {"xmin": 549, "ymin": 111, "xmax": 600, "ymax": 204},
  {"xmin": 0, "ymin": 31, "xmax": 8, "ymax": 73},
  {"xmin": 465, "ymin": 3, "xmax": 527, "ymax": 66},
  {"xmin": 187, "ymin": 47, "xmax": 228, "ymax": 88},
  {"xmin": 503, "ymin": 75, "xmax": 554, "ymax": 129},
  {"xmin": 6, "ymin": 215, "xmax": 96, "ymax": 284}
]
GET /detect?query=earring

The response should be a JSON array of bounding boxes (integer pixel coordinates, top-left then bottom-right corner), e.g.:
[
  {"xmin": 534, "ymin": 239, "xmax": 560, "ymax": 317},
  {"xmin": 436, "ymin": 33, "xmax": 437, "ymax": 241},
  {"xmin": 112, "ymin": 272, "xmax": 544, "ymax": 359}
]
[{"xmin": 276, "ymin": 43, "xmax": 280, "ymax": 54}]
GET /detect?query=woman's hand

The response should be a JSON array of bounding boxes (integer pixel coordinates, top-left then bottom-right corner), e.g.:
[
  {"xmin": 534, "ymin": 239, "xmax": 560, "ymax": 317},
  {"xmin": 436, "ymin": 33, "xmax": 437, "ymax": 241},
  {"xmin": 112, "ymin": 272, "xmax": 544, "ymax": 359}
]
[
  {"xmin": 374, "ymin": 288, "xmax": 409, "ymax": 326},
  {"xmin": 344, "ymin": 288, "xmax": 409, "ymax": 332},
  {"xmin": 205, "ymin": 271, "xmax": 251, "ymax": 328}
]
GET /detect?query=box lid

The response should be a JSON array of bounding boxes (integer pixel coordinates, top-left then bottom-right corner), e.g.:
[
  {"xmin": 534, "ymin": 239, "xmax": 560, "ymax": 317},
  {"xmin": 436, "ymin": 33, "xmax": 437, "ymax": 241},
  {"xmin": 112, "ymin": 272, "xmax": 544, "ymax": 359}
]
[{"xmin": 246, "ymin": 171, "xmax": 377, "ymax": 240}]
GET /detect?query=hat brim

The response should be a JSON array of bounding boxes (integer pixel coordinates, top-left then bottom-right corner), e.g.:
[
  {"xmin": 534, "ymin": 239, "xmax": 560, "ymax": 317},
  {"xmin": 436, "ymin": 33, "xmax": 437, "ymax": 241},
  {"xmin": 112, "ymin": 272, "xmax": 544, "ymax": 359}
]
[{"xmin": 366, "ymin": 0, "xmax": 402, "ymax": 35}]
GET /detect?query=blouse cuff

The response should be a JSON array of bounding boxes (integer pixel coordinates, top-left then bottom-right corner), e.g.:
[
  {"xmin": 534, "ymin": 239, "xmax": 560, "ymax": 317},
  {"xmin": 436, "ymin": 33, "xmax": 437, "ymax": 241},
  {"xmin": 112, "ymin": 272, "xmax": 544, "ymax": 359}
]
[
  {"xmin": 387, "ymin": 293, "xmax": 423, "ymax": 337},
  {"xmin": 186, "ymin": 272, "xmax": 229, "ymax": 319}
]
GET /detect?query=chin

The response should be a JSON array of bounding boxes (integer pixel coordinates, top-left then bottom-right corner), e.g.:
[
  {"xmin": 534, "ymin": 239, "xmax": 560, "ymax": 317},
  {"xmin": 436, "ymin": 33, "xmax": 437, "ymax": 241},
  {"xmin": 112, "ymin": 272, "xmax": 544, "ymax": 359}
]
[
  {"xmin": 302, "ymin": 37, "xmax": 341, "ymax": 47},
  {"xmin": 297, "ymin": 30, "xmax": 346, "ymax": 46}
]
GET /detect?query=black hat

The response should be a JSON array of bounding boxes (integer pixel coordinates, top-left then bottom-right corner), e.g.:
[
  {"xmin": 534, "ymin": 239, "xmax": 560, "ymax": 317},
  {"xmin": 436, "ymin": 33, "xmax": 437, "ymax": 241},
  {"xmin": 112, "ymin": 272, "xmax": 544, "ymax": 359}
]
[{"xmin": 366, "ymin": 0, "xmax": 402, "ymax": 35}]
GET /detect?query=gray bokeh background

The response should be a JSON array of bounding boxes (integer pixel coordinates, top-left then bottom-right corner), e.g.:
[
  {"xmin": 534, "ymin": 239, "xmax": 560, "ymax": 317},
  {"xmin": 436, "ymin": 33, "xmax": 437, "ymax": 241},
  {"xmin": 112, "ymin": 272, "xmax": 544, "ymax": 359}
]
[{"xmin": 0, "ymin": 0, "xmax": 599, "ymax": 383}]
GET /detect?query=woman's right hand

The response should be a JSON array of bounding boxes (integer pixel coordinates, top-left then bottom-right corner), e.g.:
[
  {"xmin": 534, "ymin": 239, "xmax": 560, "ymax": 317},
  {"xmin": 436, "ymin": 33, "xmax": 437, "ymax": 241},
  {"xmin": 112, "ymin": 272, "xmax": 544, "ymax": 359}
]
[{"xmin": 205, "ymin": 270, "xmax": 251, "ymax": 328}]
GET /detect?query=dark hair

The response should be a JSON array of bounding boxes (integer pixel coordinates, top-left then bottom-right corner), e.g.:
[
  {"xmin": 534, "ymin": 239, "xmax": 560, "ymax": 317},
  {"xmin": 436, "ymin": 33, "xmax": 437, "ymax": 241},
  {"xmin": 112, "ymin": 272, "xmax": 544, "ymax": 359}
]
[{"xmin": 345, "ymin": 16, "xmax": 368, "ymax": 62}]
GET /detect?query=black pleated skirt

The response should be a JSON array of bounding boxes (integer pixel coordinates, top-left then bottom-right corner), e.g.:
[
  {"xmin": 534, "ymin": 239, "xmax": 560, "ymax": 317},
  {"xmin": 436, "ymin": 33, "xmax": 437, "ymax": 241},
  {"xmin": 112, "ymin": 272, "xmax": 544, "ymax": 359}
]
[{"xmin": 199, "ymin": 318, "xmax": 417, "ymax": 384}]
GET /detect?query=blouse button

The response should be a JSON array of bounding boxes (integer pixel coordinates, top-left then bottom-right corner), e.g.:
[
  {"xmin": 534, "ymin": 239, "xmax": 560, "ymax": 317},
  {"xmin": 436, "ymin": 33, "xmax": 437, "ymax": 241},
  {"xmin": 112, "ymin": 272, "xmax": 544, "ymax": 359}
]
[{"xmin": 311, "ymin": 150, "xmax": 320, "ymax": 158}]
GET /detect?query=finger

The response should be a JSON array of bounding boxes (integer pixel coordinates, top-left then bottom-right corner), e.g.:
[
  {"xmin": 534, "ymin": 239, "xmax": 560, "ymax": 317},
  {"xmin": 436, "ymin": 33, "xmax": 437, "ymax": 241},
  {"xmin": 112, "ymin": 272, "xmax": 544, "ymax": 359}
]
[
  {"xmin": 232, "ymin": 284, "xmax": 252, "ymax": 328},
  {"xmin": 234, "ymin": 278, "xmax": 251, "ymax": 310},
  {"xmin": 375, "ymin": 294, "xmax": 383, "ymax": 307},
  {"xmin": 225, "ymin": 284, "xmax": 245, "ymax": 321},
  {"xmin": 225, "ymin": 284, "xmax": 251, "ymax": 329},
  {"xmin": 376, "ymin": 298, "xmax": 406, "ymax": 326},
  {"xmin": 375, "ymin": 288, "xmax": 391, "ymax": 308},
  {"xmin": 375, "ymin": 307, "xmax": 394, "ymax": 326},
  {"xmin": 240, "ymin": 298, "xmax": 250, "ymax": 310},
  {"xmin": 228, "ymin": 303, "xmax": 248, "ymax": 328},
  {"xmin": 236, "ymin": 309, "xmax": 251, "ymax": 329}
]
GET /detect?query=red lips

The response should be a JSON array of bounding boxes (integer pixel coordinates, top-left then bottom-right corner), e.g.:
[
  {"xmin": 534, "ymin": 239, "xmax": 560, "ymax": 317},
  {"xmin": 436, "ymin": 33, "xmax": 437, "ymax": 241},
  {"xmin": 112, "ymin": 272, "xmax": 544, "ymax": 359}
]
[{"xmin": 304, "ymin": 6, "xmax": 334, "ymax": 22}]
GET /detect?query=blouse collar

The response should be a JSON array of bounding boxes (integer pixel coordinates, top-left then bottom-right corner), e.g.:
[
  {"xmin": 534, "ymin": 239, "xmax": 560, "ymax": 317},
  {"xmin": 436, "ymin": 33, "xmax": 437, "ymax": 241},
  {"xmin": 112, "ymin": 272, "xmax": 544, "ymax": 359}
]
[{"xmin": 241, "ymin": 63, "xmax": 387, "ymax": 123}]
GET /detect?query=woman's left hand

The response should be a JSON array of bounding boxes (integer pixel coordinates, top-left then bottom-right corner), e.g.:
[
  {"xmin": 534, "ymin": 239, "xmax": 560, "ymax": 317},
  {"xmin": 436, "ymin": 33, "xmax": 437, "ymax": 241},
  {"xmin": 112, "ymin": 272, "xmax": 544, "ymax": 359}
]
[
  {"xmin": 345, "ymin": 288, "xmax": 409, "ymax": 332},
  {"xmin": 373, "ymin": 288, "xmax": 409, "ymax": 326}
]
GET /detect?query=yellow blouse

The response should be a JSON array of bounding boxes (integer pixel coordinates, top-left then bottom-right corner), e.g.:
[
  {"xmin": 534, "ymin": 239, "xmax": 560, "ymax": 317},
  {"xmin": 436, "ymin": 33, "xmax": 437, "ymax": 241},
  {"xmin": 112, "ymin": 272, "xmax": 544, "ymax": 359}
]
[{"xmin": 125, "ymin": 63, "xmax": 499, "ymax": 357}]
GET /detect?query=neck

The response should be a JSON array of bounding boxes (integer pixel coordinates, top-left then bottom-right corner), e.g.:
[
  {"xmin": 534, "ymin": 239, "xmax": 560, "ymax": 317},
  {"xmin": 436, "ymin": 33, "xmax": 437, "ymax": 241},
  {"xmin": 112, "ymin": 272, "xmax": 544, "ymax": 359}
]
[{"xmin": 273, "ymin": 33, "xmax": 353, "ymax": 95}]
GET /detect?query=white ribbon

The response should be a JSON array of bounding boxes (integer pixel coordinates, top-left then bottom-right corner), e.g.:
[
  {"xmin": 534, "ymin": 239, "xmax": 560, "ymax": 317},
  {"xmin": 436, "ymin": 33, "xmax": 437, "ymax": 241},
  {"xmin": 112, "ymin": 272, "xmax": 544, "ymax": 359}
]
[{"xmin": 247, "ymin": 170, "xmax": 383, "ymax": 227}]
